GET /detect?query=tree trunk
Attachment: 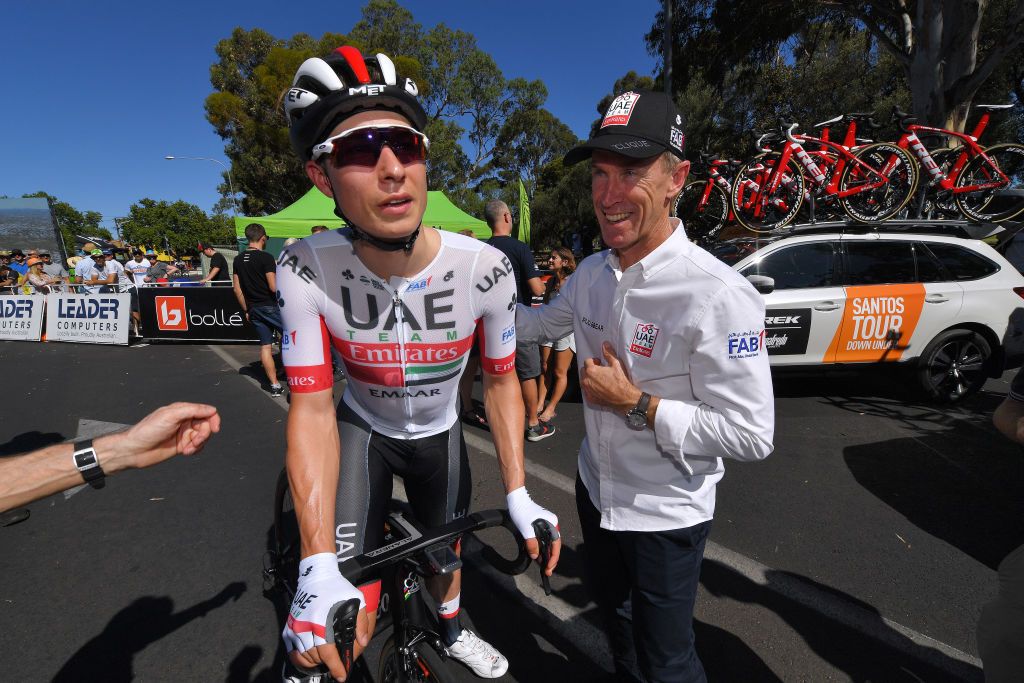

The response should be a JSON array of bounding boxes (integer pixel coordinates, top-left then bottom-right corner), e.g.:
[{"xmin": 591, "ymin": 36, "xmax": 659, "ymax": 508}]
[{"xmin": 907, "ymin": 0, "xmax": 986, "ymax": 132}]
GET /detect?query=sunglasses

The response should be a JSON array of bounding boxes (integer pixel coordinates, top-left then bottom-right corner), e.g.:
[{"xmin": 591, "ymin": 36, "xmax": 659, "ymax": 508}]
[{"xmin": 312, "ymin": 124, "xmax": 429, "ymax": 168}]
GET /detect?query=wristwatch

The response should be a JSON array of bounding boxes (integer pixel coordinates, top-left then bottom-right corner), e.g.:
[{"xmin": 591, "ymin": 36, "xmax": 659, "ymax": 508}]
[
  {"xmin": 625, "ymin": 393, "xmax": 651, "ymax": 430},
  {"xmin": 72, "ymin": 439, "xmax": 106, "ymax": 489}
]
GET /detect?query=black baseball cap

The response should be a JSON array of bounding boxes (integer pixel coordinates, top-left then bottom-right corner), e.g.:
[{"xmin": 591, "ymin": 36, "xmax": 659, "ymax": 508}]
[
  {"xmin": 564, "ymin": 89, "xmax": 686, "ymax": 166},
  {"xmin": 11, "ymin": 249, "xmax": 23, "ymax": 256}
]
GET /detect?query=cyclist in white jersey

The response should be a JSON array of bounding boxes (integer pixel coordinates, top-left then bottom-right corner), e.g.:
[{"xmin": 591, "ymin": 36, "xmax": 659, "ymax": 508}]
[{"xmin": 277, "ymin": 46, "xmax": 561, "ymax": 682}]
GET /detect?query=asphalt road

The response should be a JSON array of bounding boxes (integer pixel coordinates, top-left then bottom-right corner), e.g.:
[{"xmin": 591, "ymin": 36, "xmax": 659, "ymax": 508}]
[{"xmin": 1, "ymin": 339, "xmax": 1020, "ymax": 682}]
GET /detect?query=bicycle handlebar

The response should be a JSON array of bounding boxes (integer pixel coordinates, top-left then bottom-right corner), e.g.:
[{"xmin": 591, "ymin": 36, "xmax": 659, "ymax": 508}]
[
  {"xmin": 329, "ymin": 508, "xmax": 557, "ymax": 664},
  {"xmin": 337, "ymin": 508, "xmax": 545, "ymax": 586},
  {"xmin": 891, "ymin": 106, "xmax": 916, "ymax": 132}
]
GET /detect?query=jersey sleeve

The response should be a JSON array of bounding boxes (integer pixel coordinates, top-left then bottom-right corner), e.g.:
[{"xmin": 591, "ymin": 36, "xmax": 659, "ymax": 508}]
[
  {"xmin": 520, "ymin": 243, "xmax": 540, "ymax": 280},
  {"xmin": 472, "ymin": 246, "xmax": 518, "ymax": 375},
  {"xmin": 276, "ymin": 241, "xmax": 334, "ymax": 393},
  {"xmin": 654, "ymin": 284, "xmax": 775, "ymax": 467}
]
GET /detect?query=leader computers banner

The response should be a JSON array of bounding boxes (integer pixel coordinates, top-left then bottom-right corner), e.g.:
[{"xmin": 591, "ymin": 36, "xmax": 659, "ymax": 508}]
[
  {"xmin": 45, "ymin": 293, "xmax": 130, "ymax": 345},
  {"xmin": 0, "ymin": 296, "xmax": 45, "ymax": 341}
]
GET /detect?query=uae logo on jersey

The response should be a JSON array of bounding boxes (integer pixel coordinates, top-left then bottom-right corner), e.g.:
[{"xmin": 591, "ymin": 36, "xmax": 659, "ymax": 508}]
[{"xmin": 629, "ymin": 322, "xmax": 659, "ymax": 358}]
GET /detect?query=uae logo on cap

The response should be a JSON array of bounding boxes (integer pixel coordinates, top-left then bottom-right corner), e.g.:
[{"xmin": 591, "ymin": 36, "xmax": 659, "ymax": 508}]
[{"xmin": 601, "ymin": 92, "xmax": 641, "ymax": 128}]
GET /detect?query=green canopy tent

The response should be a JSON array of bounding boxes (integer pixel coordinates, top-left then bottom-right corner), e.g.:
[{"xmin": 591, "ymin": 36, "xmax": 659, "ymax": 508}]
[{"xmin": 234, "ymin": 187, "xmax": 490, "ymax": 256}]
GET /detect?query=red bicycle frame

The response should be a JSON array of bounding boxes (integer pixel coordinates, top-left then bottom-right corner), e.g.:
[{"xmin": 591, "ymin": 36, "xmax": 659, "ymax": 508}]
[
  {"xmin": 896, "ymin": 111, "xmax": 1009, "ymax": 194},
  {"xmin": 747, "ymin": 125, "xmax": 892, "ymax": 219}
]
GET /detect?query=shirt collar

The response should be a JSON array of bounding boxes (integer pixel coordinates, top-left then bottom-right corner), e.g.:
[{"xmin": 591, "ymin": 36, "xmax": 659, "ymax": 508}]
[{"xmin": 604, "ymin": 217, "xmax": 689, "ymax": 278}]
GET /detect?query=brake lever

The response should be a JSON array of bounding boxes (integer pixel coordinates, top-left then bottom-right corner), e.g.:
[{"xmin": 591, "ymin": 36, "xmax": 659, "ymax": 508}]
[
  {"xmin": 532, "ymin": 520, "xmax": 560, "ymax": 596},
  {"xmin": 332, "ymin": 598, "xmax": 362, "ymax": 674}
]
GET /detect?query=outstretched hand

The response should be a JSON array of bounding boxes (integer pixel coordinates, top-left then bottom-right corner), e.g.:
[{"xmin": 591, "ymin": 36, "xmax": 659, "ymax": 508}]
[{"xmin": 121, "ymin": 402, "xmax": 221, "ymax": 469}]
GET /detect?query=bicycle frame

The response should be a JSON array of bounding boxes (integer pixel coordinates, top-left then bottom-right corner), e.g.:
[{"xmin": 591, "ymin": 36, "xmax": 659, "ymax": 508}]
[
  {"xmin": 696, "ymin": 158, "xmax": 738, "ymax": 221},
  {"xmin": 897, "ymin": 111, "xmax": 1010, "ymax": 193},
  {"xmin": 792, "ymin": 134, "xmax": 896, "ymax": 199},
  {"xmin": 746, "ymin": 136, "xmax": 887, "ymax": 219}
]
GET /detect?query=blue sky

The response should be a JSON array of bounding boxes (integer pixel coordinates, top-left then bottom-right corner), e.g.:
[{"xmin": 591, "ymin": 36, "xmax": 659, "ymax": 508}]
[{"xmin": 1, "ymin": 0, "xmax": 660, "ymax": 233}]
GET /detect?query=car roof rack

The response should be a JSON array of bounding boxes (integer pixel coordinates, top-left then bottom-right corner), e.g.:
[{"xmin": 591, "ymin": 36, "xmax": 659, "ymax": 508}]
[{"xmin": 773, "ymin": 218, "xmax": 1006, "ymax": 240}]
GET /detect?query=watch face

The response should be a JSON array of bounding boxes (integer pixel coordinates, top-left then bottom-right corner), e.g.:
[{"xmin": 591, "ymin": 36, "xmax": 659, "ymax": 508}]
[
  {"xmin": 75, "ymin": 450, "xmax": 97, "ymax": 468},
  {"xmin": 626, "ymin": 411, "xmax": 646, "ymax": 429}
]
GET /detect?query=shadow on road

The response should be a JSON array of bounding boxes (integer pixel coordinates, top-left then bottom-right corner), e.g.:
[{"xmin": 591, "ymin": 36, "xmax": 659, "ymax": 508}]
[
  {"xmin": 844, "ymin": 427, "xmax": 1024, "ymax": 570},
  {"xmin": 699, "ymin": 559, "xmax": 982, "ymax": 682},
  {"xmin": 0, "ymin": 430, "xmax": 65, "ymax": 457},
  {"xmin": 226, "ymin": 524, "xmax": 294, "ymax": 682},
  {"xmin": 52, "ymin": 582, "xmax": 247, "ymax": 682}
]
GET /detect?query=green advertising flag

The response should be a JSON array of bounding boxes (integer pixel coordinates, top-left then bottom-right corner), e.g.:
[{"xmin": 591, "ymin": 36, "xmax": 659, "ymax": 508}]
[{"xmin": 518, "ymin": 179, "xmax": 531, "ymax": 247}]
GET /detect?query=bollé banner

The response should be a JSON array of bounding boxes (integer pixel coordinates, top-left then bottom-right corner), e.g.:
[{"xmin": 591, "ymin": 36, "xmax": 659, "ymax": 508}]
[{"xmin": 139, "ymin": 286, "xmax": 259, "ymax": 342}]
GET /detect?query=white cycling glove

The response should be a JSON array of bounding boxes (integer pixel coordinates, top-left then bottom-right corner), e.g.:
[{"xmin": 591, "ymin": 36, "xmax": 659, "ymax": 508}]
[
  {"xmin": 281, "ymin": 553, "xmax": 365, "ymax": 654},
  {"xmin": 506, "ymin": 486, "xmax": 559, "ymax": 540}
]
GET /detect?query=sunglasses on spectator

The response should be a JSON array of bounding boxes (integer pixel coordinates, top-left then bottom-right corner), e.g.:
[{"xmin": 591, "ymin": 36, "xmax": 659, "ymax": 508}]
[{"xmin": 312, "ymin": 124, "xmax": 429, "ymax": 168}]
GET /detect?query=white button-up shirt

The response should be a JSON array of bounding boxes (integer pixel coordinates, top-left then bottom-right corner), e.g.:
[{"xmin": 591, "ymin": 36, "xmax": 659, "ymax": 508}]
[{"xmin": 517, "ymin": 220, "xmax": 774, "ymax": 531}]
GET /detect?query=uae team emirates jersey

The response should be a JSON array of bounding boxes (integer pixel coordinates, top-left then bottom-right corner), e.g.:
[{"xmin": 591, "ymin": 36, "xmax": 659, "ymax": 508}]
[{"xmin": 276, "ymin": 229, "xmax": 518, "ymax": 439}]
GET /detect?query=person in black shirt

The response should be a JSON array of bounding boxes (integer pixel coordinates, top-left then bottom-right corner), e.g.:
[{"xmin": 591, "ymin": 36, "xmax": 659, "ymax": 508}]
[
  {"xmin": 484, "ymin": 200, "xmax": 554, "ymax": 441},
  {"xmin": 198, "ymin": 243, "xmax": 231, "ymax": 286},
  {"xmin": 232, "ymin": 224, "xmax": 284, "ymax": 396}
]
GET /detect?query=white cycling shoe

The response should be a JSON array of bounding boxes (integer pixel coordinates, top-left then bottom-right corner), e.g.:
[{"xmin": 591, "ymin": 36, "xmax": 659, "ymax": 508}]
[
  {"xmin": 281, "ymin": 660, "xmax": 329, "ymax": 683},
  {"xmin": 446, "ymin": 628, "xmax": 509, "ymax": 678}
]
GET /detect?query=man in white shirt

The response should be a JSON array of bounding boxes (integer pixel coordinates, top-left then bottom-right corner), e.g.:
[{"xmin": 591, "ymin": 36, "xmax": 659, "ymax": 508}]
[
  {"xmin": 124, "ymin": 251, "xmax": 151, "ymax": 286},
  {"xmin": 81, "ymin": 251, "xmax": 118, "ymax": 294},
  {"xmin": 103, "ymin": 251, "xmax": 133, "ymax": 292},
  {"xmin": 517, "ymin": 90, "xmax": 775, "ymax": 683},
  {"xmin": 73, "ymin": 244, "xmax": 97, "ymax": 290},
  {"xmin": 122, "ymin": 250, "xmax": 150, "ymax": 334}
]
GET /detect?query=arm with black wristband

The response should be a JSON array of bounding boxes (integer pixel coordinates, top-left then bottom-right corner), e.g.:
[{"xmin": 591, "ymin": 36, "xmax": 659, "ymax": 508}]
[{"xmin": 0, "ymin": 402, "xmax": 220, "ymax": 512}]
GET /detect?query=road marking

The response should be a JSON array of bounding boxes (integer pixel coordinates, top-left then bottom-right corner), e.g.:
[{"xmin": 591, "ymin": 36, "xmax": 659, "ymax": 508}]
[
  {"xmin": 209, "ymin": 343, "xmax": 981, "ymax": 677},
  {"xmin": 206, "ymin": 344, "xmax": 289, "ymax": 407},
  {"xmin": 464, "ymin": 427, "xmax": 983, "ymax": 676}
]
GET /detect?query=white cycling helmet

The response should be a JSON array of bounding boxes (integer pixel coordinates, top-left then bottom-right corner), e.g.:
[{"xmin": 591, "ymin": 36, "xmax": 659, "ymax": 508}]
[{"xmin": 285, "ymin": 46, "xmax": 428, "ymax": 162}]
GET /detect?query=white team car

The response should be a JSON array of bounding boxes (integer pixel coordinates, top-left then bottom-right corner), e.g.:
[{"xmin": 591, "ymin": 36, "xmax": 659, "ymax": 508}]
[{"xmin": 715, "ymin": 222, "xmax": 1024, "ymax": 402}]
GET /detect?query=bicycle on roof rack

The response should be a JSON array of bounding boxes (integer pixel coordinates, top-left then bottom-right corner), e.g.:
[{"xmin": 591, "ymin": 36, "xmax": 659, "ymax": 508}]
[
  {"xmin": 730, "ymin": 119, "xmax": 920, "ymax": 233},
  {"xmin": 264, "ymin": 468, "xmax": 557, "ymax": 683},
  {"xmin": 891, "ymin": 103, "xmax": 1024, "ymax": 223},
  {"xmin": 674, "ymin": 134, "xmax": 784, "ymax": 245}
]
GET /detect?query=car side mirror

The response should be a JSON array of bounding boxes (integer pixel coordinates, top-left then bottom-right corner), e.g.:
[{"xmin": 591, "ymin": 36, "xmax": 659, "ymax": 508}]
[{"xmin": 746, "ymin": 274, "xmax": 775, "ymax": 294}]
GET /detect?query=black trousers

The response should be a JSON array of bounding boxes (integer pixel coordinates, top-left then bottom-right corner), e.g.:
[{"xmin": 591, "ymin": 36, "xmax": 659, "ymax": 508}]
[{"xmin": 576, "ymin": 476, "xmax": 710, "ymax": 683}]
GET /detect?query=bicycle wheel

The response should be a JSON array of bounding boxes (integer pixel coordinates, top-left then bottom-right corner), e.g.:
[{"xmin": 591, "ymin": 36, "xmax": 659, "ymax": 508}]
[
  {"xmin": 955, "ymin": 143, "xmax": 1024, "ymax": 222},
  {"xmin": 675, "ymin": 181, "xmax": 729, "ymax": 245},
  {"xmin": 730, "ymin": 153, "xmax": 805, "ymax": 233},
  {"xmin": 378, "ymin": 634, "xmax": 461, "ymax": 683},
  {"xmin": 838, "ymin": 143, "xmax": 919, "ymax": 222}
]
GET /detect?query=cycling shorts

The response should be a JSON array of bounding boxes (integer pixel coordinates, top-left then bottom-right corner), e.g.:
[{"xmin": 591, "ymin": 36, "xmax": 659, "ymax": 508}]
[{"xmin": 333, "ymin": 399, "xmax": 471, "ymax": 568}]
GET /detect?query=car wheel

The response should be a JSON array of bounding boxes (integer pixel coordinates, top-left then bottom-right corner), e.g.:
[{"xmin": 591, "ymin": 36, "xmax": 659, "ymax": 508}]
[{"xmin": 917, "ymin": 329, "xmax": 992, "ymax": 403}]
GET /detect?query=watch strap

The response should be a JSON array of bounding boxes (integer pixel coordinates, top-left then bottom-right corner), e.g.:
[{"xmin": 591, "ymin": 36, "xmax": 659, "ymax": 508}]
[
  {"xmin": 73, "ymin": 438, "xmax": 106, "ymax": 489},
  {"xmin": 635, "ymin": 392, "xmax": 651, "ymax": 414}
]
